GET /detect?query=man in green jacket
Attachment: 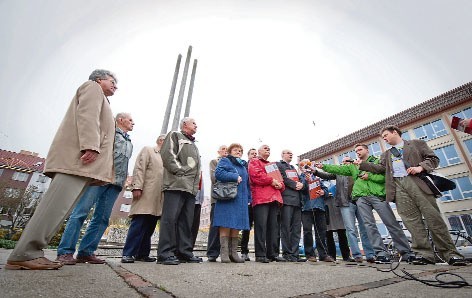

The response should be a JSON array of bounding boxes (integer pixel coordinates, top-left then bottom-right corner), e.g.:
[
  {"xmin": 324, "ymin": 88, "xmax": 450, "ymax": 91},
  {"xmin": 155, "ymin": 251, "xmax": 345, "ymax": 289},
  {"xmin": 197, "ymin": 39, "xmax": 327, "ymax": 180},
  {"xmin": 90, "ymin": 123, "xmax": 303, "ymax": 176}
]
[
  {"xmin": 315, "ymin": 143, "xmax": 412, "ymax": 263},
  {"xmin": 157, "ymin": 117, "xmax": 202, "ymax": 265}
]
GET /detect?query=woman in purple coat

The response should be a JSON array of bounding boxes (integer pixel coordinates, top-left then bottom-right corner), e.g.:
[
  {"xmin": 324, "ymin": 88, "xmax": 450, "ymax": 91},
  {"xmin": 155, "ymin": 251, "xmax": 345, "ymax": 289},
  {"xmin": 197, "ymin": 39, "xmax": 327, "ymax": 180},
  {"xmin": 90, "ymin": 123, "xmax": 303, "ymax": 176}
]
[{"xmin": 213, "ymin": 143, "xmax": 251, "ymax": 263}]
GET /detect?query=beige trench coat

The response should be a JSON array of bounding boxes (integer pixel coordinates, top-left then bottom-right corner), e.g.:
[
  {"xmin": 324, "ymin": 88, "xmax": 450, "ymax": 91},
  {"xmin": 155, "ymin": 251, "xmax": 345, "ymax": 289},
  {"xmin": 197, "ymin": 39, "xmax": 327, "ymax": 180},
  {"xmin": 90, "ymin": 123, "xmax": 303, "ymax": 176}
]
[
  {"xmin": 129, "ymin": 146, "xmax": 164, "ymax": 217},
  {"xmin": 44, "ymin": 81, "xmax": 115, "ymax": 184}
]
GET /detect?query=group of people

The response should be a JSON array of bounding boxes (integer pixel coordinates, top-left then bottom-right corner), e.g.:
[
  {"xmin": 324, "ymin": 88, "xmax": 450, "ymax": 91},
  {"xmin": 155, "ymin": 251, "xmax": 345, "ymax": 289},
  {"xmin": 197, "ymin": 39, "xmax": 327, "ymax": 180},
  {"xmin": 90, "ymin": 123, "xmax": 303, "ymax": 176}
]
[
  {"xmin": 5, "ymin": 69, "xmax": 204, "ymax": 269},
  {"xmin": 204, "ymin": 133, "xmax": 468, "ymax": 266},
  {"xmin": 5, "ymin": 69, "xmax": 469, "ymax": 270}
]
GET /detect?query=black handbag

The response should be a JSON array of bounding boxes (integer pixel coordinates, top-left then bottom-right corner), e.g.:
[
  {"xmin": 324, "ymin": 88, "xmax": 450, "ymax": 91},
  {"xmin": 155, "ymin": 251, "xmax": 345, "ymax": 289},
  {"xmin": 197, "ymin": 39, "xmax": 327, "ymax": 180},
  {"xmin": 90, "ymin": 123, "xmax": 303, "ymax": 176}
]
[
  {"xmin": 390, "ymin": 147, "xmax": 456, "ymax": 198},
  {"xmin": 212, "ymin": 181, "xmax": 238, "ymax": 201},
  {"xmin": 418, "ymin": 172, "xmax": 456, "ymax": 198}
]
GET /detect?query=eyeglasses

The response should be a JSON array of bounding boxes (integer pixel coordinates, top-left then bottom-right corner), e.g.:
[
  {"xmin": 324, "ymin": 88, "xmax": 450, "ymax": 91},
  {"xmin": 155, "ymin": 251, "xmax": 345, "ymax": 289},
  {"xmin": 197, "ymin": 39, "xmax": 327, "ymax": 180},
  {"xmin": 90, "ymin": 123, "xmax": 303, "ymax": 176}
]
[
  {"xmin": 283, "ymin": 152, "xmax": 293, "ymax": 155},
  {"xmin": 100, "ymin": 78, "xmax": 117, "ymax": 86}
]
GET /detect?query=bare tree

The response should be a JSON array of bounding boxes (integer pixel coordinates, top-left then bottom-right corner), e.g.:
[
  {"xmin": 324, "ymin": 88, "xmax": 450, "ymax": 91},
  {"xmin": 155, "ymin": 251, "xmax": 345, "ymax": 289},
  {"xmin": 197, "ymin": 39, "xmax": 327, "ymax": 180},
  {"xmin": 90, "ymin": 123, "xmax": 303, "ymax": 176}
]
[{"xmin": 0, "ymin": 182, "xmax": 41, "ymax": 237}]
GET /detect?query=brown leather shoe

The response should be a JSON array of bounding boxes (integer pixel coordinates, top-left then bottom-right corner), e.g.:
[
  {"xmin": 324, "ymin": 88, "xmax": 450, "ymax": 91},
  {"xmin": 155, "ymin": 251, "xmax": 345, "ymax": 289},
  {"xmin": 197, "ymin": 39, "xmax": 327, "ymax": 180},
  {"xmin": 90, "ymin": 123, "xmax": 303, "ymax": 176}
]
[
  {"xmin": 76, "ymin": 254, "xmax": 106, "ymax": 264},
  {"xmin": 56, "ymin": 253, "xmax": 77, "ymax": 265},
  {"xmin": 6, "ymin": 257, "xmax": 63, "ymax": 270},
  {"xmin": 307, "ymin": 256, "xmax": 317, "ymax": 262},
  {"xmin": 354, "ymin": 257, "xmax": 364, "ymax": 263},
  {"xmin": 321, "ymin": 256, "xmax": 335, "ymax": 262}
]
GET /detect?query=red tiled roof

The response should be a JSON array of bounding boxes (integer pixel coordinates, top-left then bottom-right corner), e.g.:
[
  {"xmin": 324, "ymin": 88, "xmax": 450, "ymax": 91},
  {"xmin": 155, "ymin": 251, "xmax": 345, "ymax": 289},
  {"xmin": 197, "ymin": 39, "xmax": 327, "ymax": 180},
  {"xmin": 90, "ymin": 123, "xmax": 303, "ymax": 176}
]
[{"xmin": 0, "ymin": 149, "xmax": 46, "ymax": 172}]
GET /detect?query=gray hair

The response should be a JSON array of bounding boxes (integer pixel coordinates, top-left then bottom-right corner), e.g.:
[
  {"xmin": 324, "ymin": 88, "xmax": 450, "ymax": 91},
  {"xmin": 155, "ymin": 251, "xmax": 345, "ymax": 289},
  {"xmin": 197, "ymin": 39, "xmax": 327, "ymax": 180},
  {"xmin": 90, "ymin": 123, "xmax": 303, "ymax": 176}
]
[
  {"xmin": 180, "ymin": 117, "xmax": 194, "ymax": 129},
  {"xmin": 157, "ymin": 134, "xmax": 166, "ymax": 142},
  {"xmin": 89, "ymin": 69, "xmax": 117, "ymax": 83},
  {"xmin": 115, "ymin": 112, "xmax": 131, "ymax": 121}
]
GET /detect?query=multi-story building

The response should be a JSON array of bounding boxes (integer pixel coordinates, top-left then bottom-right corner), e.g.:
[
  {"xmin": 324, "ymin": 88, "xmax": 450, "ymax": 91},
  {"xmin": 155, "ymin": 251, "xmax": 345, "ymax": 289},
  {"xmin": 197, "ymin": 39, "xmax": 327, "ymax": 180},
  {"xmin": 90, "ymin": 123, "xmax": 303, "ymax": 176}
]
[
  {"xmin": 0, "ymin": 149, "xmax": 51, "ymax": 227},
  {"xmin": 109, "ymin": 176, "xmax": 133, "ymax": 222},
  {"xmin": 300, "ymin": 82, "xmax": 472, "ymax": 236},
  {"xmin": 199, "ymin": 196, "xmax": 211, "ymax": 229}
]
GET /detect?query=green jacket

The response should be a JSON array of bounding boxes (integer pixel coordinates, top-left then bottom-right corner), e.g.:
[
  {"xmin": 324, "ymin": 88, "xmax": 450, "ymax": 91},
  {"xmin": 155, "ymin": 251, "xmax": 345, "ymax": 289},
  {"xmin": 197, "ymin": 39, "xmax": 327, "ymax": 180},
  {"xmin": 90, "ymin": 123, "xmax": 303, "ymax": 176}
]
[
  {"xmin": 322, "ymin": 156, "xmax": 386, "ymax": 200},
  {"xmin": 161, "ymin": 131, "xmax": 201, "ymax": 196}
]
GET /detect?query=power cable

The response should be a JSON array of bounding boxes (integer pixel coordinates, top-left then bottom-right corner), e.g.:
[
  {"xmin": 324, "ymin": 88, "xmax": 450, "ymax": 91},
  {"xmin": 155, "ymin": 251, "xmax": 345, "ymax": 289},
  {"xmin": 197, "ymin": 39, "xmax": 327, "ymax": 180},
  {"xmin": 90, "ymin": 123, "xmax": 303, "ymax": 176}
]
[{"xmin": 375, "ymin": 255, "xmax": 471, "ymax": 288}]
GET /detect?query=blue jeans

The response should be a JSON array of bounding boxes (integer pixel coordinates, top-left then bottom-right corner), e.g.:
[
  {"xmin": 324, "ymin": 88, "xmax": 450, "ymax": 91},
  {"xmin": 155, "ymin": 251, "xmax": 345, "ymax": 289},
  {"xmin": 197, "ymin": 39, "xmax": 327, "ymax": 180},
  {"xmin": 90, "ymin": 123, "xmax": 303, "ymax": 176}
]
[
  {"xmin": 57, "ymin": 184, "xmax": 121, "ymax": 257},
  {"xmin": 340, "ymin": 203, "xmax": 375, "ymax": 259}
]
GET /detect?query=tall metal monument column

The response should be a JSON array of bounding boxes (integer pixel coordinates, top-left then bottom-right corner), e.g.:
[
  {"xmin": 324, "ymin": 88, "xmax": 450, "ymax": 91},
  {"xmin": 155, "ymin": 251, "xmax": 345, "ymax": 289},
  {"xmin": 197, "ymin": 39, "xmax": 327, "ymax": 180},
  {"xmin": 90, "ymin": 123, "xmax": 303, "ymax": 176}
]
[{"xmin": 160, "ymin": 45, "xmax": 199, "ymax": 135}]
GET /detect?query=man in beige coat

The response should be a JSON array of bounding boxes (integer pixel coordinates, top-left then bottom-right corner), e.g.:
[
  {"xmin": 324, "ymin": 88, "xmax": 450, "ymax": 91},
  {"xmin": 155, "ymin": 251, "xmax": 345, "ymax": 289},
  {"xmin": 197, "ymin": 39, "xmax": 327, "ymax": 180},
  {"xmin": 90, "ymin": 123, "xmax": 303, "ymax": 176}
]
[
  {"xmin": 121, "ymin": 135, "xmax": 166, "ymax": 263},
  {"xmin": 6, "ymin": 69, "xmax": 117, "ymax": 270}
]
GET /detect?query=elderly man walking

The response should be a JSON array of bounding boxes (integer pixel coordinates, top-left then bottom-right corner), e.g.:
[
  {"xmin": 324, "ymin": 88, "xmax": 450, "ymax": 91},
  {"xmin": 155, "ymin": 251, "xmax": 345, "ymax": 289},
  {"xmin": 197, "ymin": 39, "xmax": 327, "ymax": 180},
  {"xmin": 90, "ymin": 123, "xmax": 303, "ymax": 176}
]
[
  {"xmin": 157, "ymin": 118, "xmax": 202, "ymax": 265},
  {"xmin": 7, "ymin": 69, "xmax": 117, "ymax": 270},
  {"xmin": 56, "ymin": 112, "xmax": 134, "ymax": 265}
]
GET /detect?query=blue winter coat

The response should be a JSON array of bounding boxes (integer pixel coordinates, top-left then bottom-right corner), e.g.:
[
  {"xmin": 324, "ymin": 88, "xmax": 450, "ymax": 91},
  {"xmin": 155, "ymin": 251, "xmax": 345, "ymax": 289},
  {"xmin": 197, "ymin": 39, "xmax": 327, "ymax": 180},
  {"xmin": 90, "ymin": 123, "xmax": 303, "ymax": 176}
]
[{"xmin": 212, "ymin": 156, "xmax": 251, "ymax": 230}]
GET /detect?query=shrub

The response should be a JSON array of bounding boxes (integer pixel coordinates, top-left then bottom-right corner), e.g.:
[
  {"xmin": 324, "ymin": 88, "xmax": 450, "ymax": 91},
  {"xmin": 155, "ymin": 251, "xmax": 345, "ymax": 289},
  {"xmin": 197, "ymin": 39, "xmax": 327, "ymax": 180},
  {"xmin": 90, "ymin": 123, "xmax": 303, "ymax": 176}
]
[
  {"xmin": 48, "ymin": 223, "xmax": 66, "ymax": 248},
  {"xmin": 10, "ymin": 229, "xmax": 23, "ymax": 241},
  {"xmin": 0, "ymin": 228, "xmax": 9, "ymax": 239},
  {"xmin": 0, "ymin": 239, "xmax": 16, "ymax": 249}
]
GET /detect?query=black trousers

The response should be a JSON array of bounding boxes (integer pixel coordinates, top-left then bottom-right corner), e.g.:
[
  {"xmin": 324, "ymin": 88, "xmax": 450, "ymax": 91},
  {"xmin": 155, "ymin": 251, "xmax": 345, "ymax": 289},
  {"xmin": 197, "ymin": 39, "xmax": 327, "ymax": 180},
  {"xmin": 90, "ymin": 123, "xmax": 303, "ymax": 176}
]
[
  {"xmin": 240, "ymin": 204, "xmax": 254, "ymax": 254},
  {"xmin": 326, "ymin": 229, "xmax": 351, "ymax": 260},
  {"xmin": 122, "ymin": 214, "xmax": 159, "ymax": 258},
  {"xmin": 280, "ymin": 205, "xmax": 302, "ymax": 257},
  {"xmin": 206, "ymin": 203, "xmax": 220, "ymax": 257},
  {"xmin": 157, "ymin": 190, "xmax": 196, "ymax": 259},
  {"xmin": 253, "ymin": 202, "xmax": 279, "ymax": 258},
  {"xmin": 301, "ymin": 209, "xmax": 328, "ymax": 259},
  {"xmin": 191, "ymin": 204, "xmax": 201, "ymax": 249}
]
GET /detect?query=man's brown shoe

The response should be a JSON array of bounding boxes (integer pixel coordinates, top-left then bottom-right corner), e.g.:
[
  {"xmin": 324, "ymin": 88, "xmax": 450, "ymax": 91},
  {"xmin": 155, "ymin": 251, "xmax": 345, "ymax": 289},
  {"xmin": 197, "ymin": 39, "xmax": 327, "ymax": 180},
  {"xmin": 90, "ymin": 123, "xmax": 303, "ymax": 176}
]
[
  {"xmin": 6, "ymin": 257, "xmax": 63, "ymax": 270},
  {"xmin": 321, "ymin": 256, "xmax": 335, "ymax": 262},
  {"xmin": 56, "ymin": 254, "xmax": 77, "ymax": 265},
  {"xmin": 76, "ymin": 254, "xmax": 106, "ymax": 264},
  {"xmin": 307, "ymin": 256, "xmax": 317, "ymax": 262}
]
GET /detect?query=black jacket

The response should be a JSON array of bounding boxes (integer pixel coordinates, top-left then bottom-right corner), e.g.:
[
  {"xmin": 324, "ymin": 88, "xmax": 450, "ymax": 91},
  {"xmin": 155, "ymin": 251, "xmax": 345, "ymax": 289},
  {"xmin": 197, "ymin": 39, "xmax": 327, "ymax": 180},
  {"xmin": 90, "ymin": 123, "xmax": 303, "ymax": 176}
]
[{"xmin": 276, "ymin": 160, "xmax": 303, "ymax": 207}]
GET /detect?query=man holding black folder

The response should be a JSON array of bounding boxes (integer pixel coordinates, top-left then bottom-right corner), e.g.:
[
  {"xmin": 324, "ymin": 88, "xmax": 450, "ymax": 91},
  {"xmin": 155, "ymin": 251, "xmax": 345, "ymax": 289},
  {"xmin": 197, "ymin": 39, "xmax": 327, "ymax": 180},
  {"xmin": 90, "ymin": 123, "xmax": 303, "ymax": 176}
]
[
  {"xmin": 357, "ymin": 125, "xmax": 466, "ymax": 266},
  {"xmin": 276, "ymin": 150, "xmax": 305, "ymax": 262}
]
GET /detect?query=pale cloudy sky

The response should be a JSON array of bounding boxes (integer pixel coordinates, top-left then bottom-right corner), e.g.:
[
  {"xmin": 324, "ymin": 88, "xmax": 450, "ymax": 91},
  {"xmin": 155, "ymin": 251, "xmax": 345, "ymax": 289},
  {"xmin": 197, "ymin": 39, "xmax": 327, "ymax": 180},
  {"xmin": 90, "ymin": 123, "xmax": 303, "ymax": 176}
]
[{"xmin": 1, "ymin": 0, "xmax": 471, "ymax": 188}]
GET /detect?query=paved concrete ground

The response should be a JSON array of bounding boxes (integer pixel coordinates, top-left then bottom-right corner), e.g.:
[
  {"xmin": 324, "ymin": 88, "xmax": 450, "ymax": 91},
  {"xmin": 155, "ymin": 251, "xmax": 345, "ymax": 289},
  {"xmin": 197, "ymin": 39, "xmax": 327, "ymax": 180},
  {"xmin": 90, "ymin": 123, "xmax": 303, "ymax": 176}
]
[{"xmin": 1, "ymin": 248, "xmax": 471, "ymax": 297}]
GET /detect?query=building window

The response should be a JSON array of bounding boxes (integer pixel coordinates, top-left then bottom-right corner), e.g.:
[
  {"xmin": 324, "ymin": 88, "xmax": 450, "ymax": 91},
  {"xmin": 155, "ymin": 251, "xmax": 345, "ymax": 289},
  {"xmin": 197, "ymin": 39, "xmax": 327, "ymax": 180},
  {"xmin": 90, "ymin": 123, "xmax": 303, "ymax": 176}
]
[
  {"xmin": 322, "ymin": 158, "xmax": 334, "ymax": 165},
  {"xmin": 447, "ymin": 214, "xmax": 472, "ymax": 236},
  {"xmin": 464, "ymin": 139, "xmax": 472, "ymax": 158},
  {"xmin": 413, "ymin": 119, "xmax": 447, "ymax": 141},
  {"xmin": 434, "ymin": 145, "xmax": 461, "ymax": 168},
  {"xmin": 448, "ymin": 216, "xmax": 464, "ymax": 231},
  {"xmin": 12, "ymin": 171, "xmax": 29, "ymax": 182},
  {"xmin": 123, "ymin": 190, "xmax": 133, "ymax": 199},
  {"xmin": 402, "ymin": 131, "xmax": 411, "ymax": 141},
  {"xmin": 368, "ymin": 142, "xmax": 382, "ymax": 157},
  {"xmin": 452, "ymin": 107, "xmax": 472, "ymax": 120},
  {"xmin": 337, "ymin": 150, "xmax": 356, "ymax": 164},
  {"xmin": 0, "ymin": 169, "xmax": 3, "ymax": 176},
  {"xmin": 4, "ymin": 188, "xmax": 21, "ymax": 199},
  {"xmin": 36, "ymin": 175, "xmax": 48, "ymax": 183},
  {"xmin": 31, "ymin": 192, "xmax": 41, "ymax": 200},
  {"xmin": 385, "ymin": 131, "xmax": 412, "ymax": 150},
  {"xmin": 119, "ymin": 204, "xmax": 131, "ymax": 212},
  {"xmin": 440, "ymin": 176, "xmax": 472, "ymax": 201},
  {"xmin": 461, "ymin": 214, "xmax": 472, "ymax": 236}
]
